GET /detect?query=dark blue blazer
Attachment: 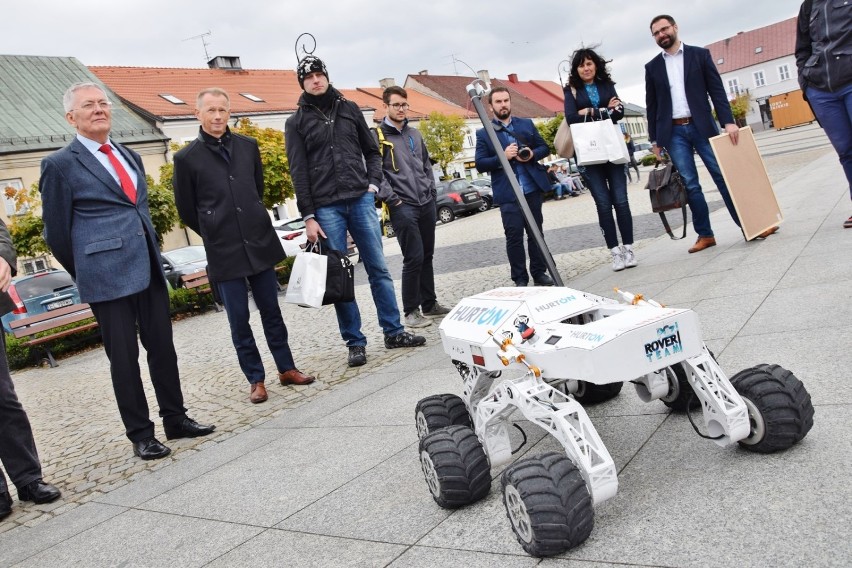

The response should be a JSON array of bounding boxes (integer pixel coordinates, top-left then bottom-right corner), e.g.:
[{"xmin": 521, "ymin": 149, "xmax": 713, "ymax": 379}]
[
  {"xmin": 40, "ymin": 138, "xmax": 165, "ymax": 304},
  {"xmin": 474, "ymin": 117, "xmax": 550, "ymax": 206},
  {"xmin": 563, "ymin": 80, "xmax": 624, "ymax": 125},
  {"xmin": 644, "ymin": 44, "xmax": 735, "ymax": 150}
]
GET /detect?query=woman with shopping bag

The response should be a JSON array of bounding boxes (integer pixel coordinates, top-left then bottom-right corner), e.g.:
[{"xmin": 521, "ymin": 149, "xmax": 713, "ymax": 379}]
[{"xmin": 564, "ymin": 47, "xmax": 637, "ymax": 271}]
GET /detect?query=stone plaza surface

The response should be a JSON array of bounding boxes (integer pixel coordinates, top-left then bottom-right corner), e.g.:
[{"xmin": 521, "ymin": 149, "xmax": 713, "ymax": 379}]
[{"xmin": 0, "ymin": 126, "xmax": 849, "ymax": 566}]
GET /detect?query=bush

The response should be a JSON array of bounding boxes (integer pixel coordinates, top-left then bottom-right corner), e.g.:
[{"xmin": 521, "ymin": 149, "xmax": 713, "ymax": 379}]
[
  {"xmin": 168, "ymin": 285, "xmax": 213, "ymax": 313},
  {"xmin": 5, "ymin": 317, "xmax": 101, "ymax": 370},
  {"xmin": 275, "ymin": 256, "xmax": 296, "ymax": 285},
  {"xmin": 641, "ymin": 154, "xmax": 659, "ymax": 167}
]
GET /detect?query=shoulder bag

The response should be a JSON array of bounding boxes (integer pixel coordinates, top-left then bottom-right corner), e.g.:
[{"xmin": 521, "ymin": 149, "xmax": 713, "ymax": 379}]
[{"xmin": 645, "ymin": 161, "xmax": 689, "ymax": 240}]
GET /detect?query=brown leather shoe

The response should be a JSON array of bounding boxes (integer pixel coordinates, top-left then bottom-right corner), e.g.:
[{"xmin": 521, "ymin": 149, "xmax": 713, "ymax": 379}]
[
  {"xmin": 250, "ymin": 382, "xmax": 268, "ymax": 404},
  {"xmin": 688, "ymin": 236, "xmax": 717, "ymax": 254},
  {"xmin": 279, "ymin": 369, "xmax": 316, "ymax": 386},
  {"xmin": 755, "ymin": 226, "xmax": 779, "ymax": 239}
]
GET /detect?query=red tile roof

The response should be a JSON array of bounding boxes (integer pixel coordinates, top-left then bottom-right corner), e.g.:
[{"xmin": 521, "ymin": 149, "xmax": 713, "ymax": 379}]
[
  {"xmin": 404, "ymin": 74, "xmax": 559, "ymax": 119},
  {"xmin": 705, "ymin": 17, "xmax": 797, "ymax": 74},
  {"xmin": 502, "ymin": 75, "xmax": 565, "ymax": 113},
  {"xmin": 354, "ymin": 87, "xmax": 476, "ymax": 123}
]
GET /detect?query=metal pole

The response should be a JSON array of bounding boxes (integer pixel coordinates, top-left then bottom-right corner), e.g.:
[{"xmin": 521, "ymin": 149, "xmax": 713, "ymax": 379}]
[{"xmin": 466, "ymin": 82, "xmax": 564, "ymax": 287}]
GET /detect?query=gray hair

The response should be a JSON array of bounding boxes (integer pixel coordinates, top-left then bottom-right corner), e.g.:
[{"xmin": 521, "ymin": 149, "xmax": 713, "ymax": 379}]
[
  {"xmin": 196, "ymin": 87, "xmax": 230, "ymax": 109},
  {"xmin": 63, "ymin": 82, "xmax": 107, "ymax": 112}
]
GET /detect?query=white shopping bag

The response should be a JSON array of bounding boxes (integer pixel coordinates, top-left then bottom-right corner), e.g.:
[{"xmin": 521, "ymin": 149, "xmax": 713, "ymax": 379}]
[
  {"xmin": 284, "ymin": 250, "xmax": 327, "ymax": 308},
  {"xmin": 605, "ymin": 123, "xmax": 630, "ymax": 164},
  {"xmin": 569, "ymin": 120, "xmax": 611, "ymax": 166}
]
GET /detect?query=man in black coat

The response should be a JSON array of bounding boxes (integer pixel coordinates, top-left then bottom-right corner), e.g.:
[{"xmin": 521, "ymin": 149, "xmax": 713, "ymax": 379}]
[
  {"xmin": 173, "ymin": 88, "xmax": 315, "ymax": 404},
  {"xmin": 0, "ymin": 219, "xmax": 61, "ymax": 519}
]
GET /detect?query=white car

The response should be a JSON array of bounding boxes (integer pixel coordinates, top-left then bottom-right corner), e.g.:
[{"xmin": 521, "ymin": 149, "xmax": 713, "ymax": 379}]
[
  {"xmin": 273, "ymin": 217, "xmax": 308, "ymax": 257},
  {"xmin": 633, "ymin": 142, "xmax": 652, "ymax": 162}
]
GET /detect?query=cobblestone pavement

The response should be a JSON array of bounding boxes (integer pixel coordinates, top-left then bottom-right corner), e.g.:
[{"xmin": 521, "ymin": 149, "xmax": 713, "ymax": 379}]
[{"xmin": 1, "ymin": 139, "xmax": 832, "ymax": 531}]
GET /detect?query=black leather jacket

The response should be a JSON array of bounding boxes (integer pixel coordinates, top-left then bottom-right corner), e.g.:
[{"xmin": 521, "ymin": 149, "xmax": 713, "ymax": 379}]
[{"xmin": 796, "ymin": 0, "xmax": 852, "ymax": 94}]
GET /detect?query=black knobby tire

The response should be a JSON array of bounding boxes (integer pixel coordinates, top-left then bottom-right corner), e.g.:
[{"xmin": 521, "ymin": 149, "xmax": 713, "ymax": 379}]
[
  {"xmin": 501, "ymin": 452, "xmax": 594, "ymax": 557},
  {"xmin": 415, "ymin": 394, "xmax": 473, "ymax": 440},
  {"xmin": 730, "ymin": 364, "xmax": 814, "ymax": 453},
  {"xmin": 438, "ymin": 207, "xmax": 454, "ymax": 224},
  {"xmin": 660, "ymin": 363, "xmax": 700, "ymax": 411},
  {"xmin": 419, "ymin": 425, "xmax": 491, "ymax": 509},
  {"xmin": 573, "ymin": 381, "xmax": 623, "ymax": 404}
]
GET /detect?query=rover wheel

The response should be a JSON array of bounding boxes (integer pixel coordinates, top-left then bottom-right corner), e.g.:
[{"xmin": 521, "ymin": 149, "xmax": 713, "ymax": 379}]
[
  {"xmin": 438, "ymin": 207, "xmax": 454, "ymax": 224},
  {"xmin": 419, "ymin": 425, "xmax": 491, "ymax": 509},
  {"xmin": 501, "ymin": 452, "xmax": 594, "ymax": 557},
  {"xmin": 415, "ymin": 394, "xmax": 472, "ymax": 440},
  {"xmin": 660, "ymin": 363, "xmax": 700, "ymax": 411},
  {"xmin": 730, "ymin": 364, "xmax": 814, "ymax": 453},
  {"xmin": 573, "ymin": 381, "xmax": 623, "ymax": 404}
]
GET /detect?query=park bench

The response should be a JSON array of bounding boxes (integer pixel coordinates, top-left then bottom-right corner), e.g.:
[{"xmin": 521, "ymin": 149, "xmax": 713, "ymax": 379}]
[
  {"xmin": 179, "ymin": 268, "xmax": 222, "ymax": 312},
  {"xmin": 9, "ymin": 303, "xmax": 99, "ymax": 368}
]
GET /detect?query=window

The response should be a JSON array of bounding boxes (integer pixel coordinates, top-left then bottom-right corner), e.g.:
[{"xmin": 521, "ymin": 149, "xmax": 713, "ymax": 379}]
[
  {"xmin": 727, "ymin": 78, "xmax": 740, "ymax": 95},
  {"xmin": 717, "ymin": 57, "xmax": 725, "ymax": 65},
  {"xmin": 753, "ymin": 71, "xmax": 766, "ymax": 88},
  {"xmin": 158, "ymin": 94, "xmax": 185, "ymax": 104},
  {"xmin": 778, "ymin": 64, "xmax": 791, "ymax": 81},
  {"xmin": 754, "ymin": 47, "xmax": 763, "ymax": 54},
  {"xmin": 239, "ymin": 93, "xmax": 265, "ymax": 102},
  {"xmin": 21, "ymin": 258, "xmax": 49, "ymax": 275},
  {"xmin": 466, "ymin": 134, "xmax": 474, "ymax": 148},
  {"xmin": 2, "ymin": 178, "xmax": 26, "ymax": 217}
]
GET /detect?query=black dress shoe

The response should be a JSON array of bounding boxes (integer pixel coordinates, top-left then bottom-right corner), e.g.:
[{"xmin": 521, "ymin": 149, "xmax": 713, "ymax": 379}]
[
  {"xmin": 533, "ymin": 273, "xmax": 555, "ymax": 286},
  {"xmin": 132, "ymin": 437, "xmax": 172, "ymax": 460},
  {"xmin": 0, "ymin": 491, "xmax": 11, "ymax": 520},
  {"xmin": 163, "ymin": 418, "xmax": 216, "ymax": 441},
  {"xmin": 17, "ymin": 479, "xmax": 61, "ymax": 504}
]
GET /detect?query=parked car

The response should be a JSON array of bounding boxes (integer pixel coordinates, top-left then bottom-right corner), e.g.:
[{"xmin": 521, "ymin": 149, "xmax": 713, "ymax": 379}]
[
  {"xmin": 273, "ymin": 217, "xmax": 309, "ymax": 257},
  {"xmin": 435, "ymin": 179, "xmax": 484, "ymax": 224},
  {"xmin": 1, "ymin": 269, "xmax": 82, "ymax": 333},
  {"xmin": 470, "ymin": 178, "xmax": 494, "ymax": 211},
  {"xmin": 633, "ymin": 142, "xmax": 652, "ymax": 162},
  {"xmin": 161, "ymin": 245, "xmax": 208, "ymax": 289}
]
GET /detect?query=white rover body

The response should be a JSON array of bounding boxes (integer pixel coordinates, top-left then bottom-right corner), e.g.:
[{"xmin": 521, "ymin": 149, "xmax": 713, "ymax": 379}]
[{"xmin": 416, "ymin": 286, "xmax": 813, "ymax": 557}]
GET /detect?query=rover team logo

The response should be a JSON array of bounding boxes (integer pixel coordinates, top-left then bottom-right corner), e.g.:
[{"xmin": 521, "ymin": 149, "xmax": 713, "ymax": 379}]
[{"xmin": 644, "ymin": 322, "xmax": 682, "ymax": 362}]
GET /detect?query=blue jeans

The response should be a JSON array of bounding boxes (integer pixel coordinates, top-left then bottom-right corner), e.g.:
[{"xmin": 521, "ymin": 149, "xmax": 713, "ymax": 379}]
[
  {"xmin": 667, "ymin": 122, "xmax": 740, "ymax": 237},
  {"xmin": 217, "ymin": 267, "xmax": 296, "ymax": 384},
  {"xmin": 499, "ymin": 190, "xmax": 546, "ymax": 285},
  {"xmin": 582, "ymin": 162, "xmax": 634, "ymax": 249},
  {"xmin": 314, "ymin": 192, "xmax": 403, "ymax": 346},
  {"xmin": 388, "ymin": 201, "xmax": 437, "ymax": 315},
  {"xmin": 807, "ymin": 84, "xmax": 852, "ymax": 199}
]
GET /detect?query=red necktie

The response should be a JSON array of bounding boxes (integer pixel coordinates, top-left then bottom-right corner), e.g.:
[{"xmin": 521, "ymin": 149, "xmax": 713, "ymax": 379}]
[{"xmin": 98, "ymin": 144, "xmax": 137, "ymax": 203}]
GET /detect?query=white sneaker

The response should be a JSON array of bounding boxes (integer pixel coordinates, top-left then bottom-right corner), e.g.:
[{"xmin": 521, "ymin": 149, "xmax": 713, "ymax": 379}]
[
  {"xmin": 404, "ymin": 309, "xmax": 432, "ymax": 328},
  {"xmin": 611, "ymin": 246, "xmax": 625, "ymax": 272},
  {"xmin": 622, "ymin": 244, "xmax": 637, "ymax": 268}
]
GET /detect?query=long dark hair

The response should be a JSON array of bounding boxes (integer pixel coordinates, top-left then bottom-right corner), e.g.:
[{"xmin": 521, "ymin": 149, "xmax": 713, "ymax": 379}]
[{"xmin": 567, "ymin": 47, "xmax": 615, "ymax": 91}]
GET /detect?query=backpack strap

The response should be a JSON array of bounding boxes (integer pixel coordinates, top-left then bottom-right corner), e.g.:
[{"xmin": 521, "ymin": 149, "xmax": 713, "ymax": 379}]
[{"xmin": 374, "ymin": 125, "xmax": 398, "ymax": 172}]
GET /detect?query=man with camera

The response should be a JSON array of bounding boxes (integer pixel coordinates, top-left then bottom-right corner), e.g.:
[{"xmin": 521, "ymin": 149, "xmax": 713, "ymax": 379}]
[{"xmin": 475, "ymin": 87, "xmax": 554, "ymax": 287}]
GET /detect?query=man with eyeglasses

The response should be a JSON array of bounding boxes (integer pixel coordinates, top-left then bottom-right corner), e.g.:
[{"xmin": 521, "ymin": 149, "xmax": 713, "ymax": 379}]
[
  {"xmin": 374, "ymin": 86, "xmax": 450, "ymax": 329},
  {"xmin": 285, "ymin": 56, "xmax": 426, "ymax": 368},
  {"xmin": 645, "ymin": 15, "xmax": 778, "ymax": 254},
  {"xmin": 39, "ymin": 82, "xmax": 215, "ymax": 461}
]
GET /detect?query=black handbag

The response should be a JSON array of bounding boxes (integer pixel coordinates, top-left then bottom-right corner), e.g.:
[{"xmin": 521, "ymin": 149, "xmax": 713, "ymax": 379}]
[
  {"xmin": 645, "ymin": 161, "xmax": 688, "ymax": 240},
  {"xmin": 305, "ymin": 241, "xmax": 355, "ymax": 305}
]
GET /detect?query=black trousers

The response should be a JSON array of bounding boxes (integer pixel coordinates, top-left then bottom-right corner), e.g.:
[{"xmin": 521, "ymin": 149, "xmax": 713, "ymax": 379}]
[
  {"xmin": 389, "ymin": 202, "xmax": 438, "ymax": 315},
  {"xmin": 90, "ymin": 274, "xmax": 187, "ymax": 442},
  {"xmin": 0, "ymin": 337, "xmax": 43, "ymax": 493}
]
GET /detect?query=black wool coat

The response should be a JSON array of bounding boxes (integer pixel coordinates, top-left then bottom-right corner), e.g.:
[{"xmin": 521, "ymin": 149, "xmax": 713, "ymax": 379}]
[{"xmin": 172, "ymin": 129, "xmax": 284, "ymax": 282}]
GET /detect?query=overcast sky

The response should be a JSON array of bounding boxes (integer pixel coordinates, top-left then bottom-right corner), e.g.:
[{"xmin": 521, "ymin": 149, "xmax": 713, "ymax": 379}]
[{"xmin": 5, "ymin": 0, "xmax": 803, "ymax": 107}]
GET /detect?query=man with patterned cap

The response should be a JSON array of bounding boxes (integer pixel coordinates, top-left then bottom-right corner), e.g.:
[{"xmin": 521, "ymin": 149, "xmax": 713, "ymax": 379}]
[{"xmin": 285, "ymin": 53, "xmax": 426, "ymax": 368}]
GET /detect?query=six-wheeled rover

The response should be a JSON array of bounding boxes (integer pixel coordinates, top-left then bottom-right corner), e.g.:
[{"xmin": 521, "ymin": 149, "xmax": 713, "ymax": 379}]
[{"xmin": 415, "ymin": 286, "xmax": 814, "ymax": 557}]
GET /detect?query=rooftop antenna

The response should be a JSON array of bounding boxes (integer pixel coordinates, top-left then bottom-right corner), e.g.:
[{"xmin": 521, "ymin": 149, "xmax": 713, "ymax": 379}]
[
  {"xmin": 452, "ymin": 55, "xmax": 479, "ymax": 78},
  {"xmin": 183, "ymin": 31, "xmax": 212, "ymax": 63}
]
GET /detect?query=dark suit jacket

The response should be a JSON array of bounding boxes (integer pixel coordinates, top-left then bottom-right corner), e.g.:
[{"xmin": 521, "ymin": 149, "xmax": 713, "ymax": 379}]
[
  {"xmin": 0, "ymin": 219, "xmax": 17, "ymax": 315},
  {"xmin": 172, "ymin": 129, "xmax": 284, "ymax": 282},
  {"xmin": 474, "ymin": 117, "xmax": 550, "ymax": 206},
  {"xmin": 564, "ymin": 80, "xmax": 624, "ymax": 125},
  {"xmin": 39, "ymin": 138, "xmax": 165, "ymax": 304},
  {"xmin": 644, "ymin": 44, "xmax": 735, "ymax": 150}
]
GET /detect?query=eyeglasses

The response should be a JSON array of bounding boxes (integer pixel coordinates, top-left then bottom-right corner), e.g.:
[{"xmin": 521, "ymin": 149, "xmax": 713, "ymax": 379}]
[
  {"xmin": 75, "ymin": 100, "xmax": 113, "ymax": 112},
  {"xmin": 652, "ymin": 25, "xmax": 673, "ymax": 37},
  {"xmin": 389, "ymin": 103, "xmax": 410, "ymax": 110}
]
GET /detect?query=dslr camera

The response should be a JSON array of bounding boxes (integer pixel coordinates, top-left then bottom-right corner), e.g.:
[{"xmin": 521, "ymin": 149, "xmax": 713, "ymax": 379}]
[{"xmin": 516, "ymin": 145, "xmax": 533, "ymax": 161}]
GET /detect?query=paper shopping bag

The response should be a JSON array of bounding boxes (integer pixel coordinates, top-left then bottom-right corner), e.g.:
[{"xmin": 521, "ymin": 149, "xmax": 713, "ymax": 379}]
[
  {"xmin": 605, "ymin": 123, "xmax": 630, "ymax": 164},
  {"xmin": 569, "ymin": 120, "xmax": 611, "ymax": 166},
  {"xmin": 284, "ymin": 250, "xmax": 327, "ymax": 308}
]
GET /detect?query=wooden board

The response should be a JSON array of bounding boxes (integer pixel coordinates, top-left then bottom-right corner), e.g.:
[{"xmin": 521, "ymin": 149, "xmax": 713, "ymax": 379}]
[{"xmin": 709, "ymin": 126, "xmax": 782, "ymax": 240}]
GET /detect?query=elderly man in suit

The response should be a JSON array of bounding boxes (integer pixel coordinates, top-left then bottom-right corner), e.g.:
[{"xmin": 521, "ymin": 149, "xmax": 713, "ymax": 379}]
[
  {"xmin": 0, "ymin": 219, "xmax": 61, "ymax": 519},
  {"xmin": 645, "ymin": 14, "xmax": 778, "ymax": 254},
  {"xmin": 475, "ymin": 86, "xmax": 555, "ymax": 287},
  {"xmin": 39, "ymin": 82, "xmax": 215, "ymax": 461}
]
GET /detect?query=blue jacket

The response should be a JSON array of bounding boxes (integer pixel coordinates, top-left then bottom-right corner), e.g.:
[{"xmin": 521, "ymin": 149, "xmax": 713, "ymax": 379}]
[
  {"xmin": 564, "ymin": 80, "xmax": 624, "ymax": 125},
  {"xmin": 474, "ymin": 117, "xmax": 550, "ymax": 206},
  {"xmin": 40, "ymin": 138, "xmax": 165, "ymax": 304},
  {"xmin": 644, "ymin": 44, "xmax": 735, "ymax": 151}
]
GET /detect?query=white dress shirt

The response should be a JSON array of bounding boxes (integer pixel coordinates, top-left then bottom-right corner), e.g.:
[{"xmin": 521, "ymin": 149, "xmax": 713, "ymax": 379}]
[{"xmin": 662, "ymin": 42, "xmax": 691, "ymax": 119}]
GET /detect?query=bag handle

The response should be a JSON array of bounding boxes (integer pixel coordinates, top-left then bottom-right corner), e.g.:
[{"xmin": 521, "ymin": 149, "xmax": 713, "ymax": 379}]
[{"xmin": 659, "ymin": 209, "xmax": 688, "ymax": 240}]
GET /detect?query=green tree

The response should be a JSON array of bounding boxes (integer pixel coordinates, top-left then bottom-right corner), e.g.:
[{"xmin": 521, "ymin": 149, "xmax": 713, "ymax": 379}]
[
  {"xmin": 535, "ymin": 114, "xmax": 564, "ymax": 155},
  {"xmin": 420, "ymin": 112, "xmax": 465, "ymax": 179},
  {"xmin": 233, "ymin": 117, "xmax": 294, "ymax": 208},
  {"xmin": 5, "ymin": 181, "xmax": 49, "ymax": 259},
  {"xmin": 145, "ymin": 170, "xmax": 179, "ymax": 247}
]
